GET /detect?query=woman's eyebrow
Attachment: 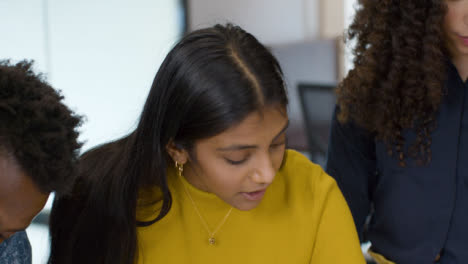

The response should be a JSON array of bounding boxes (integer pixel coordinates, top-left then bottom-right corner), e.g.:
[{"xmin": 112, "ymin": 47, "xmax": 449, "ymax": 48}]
[
  {"xmin": 216, "ymin": 144, "xmax": 257, "ymax": 151},
  {"xmin": 272, "ymin": 120, "xmax": 289, "ymax": 141}
]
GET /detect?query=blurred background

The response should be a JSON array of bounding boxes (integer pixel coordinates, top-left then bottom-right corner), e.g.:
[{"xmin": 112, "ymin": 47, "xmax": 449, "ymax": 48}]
[{"xmin": 0, "ymin": 0, "xmax": 360, "ymax": 263}]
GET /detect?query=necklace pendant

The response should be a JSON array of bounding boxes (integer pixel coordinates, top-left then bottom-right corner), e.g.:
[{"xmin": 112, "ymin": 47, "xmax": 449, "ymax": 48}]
[{"xmin": 208, "ymin": 237, "xmax": 216, "ymax": 245}]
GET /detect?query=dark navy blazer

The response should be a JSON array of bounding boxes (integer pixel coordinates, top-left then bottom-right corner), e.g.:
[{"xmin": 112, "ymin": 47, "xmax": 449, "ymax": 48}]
[{"xmin": 326, "ymin": 63, "xmax": 468, "ymax": 264}]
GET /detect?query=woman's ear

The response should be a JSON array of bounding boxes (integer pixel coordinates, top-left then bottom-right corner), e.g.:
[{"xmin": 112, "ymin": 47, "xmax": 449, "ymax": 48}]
[{"xmin": 166, "ymin": 140, "xmax": 189, "ymax": 165}]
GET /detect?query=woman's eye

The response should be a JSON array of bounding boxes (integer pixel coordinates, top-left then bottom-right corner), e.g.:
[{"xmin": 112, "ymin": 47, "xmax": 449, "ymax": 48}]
[
  {"xmin": 270, "ymin": 141, "xmax": 286, "ymax": 149},
  {"xmin": 224, "ymin": 158, "xmax": 248, "ymax": 165}
]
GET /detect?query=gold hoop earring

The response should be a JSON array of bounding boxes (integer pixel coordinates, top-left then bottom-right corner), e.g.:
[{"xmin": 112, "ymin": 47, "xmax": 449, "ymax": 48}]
[{"xmin": 175, "ymin": 161, "xmax": 183, "ymax": 177}]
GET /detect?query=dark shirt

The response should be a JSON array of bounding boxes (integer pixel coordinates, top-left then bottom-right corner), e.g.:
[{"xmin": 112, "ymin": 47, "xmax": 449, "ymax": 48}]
[
  {"xmin": 326, "ymin": 62, "xmax": 468, "ymax": 263},
  {"xmin": 0, "ymin": 231, "xmax": 32, "ymax": 264},
  {"xmin": 441, "ymin": 66, "xmax": 468, "ymax": 264}
]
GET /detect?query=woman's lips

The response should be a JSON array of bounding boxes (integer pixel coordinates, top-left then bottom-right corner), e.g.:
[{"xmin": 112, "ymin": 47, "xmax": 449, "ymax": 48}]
[
  {"xmin": 241, "ymin": 189, "xmax": 266, "ymax": 201},
  {"xmin": 458, "ymin": 35, "xmax": 468, "ymax": 46}
]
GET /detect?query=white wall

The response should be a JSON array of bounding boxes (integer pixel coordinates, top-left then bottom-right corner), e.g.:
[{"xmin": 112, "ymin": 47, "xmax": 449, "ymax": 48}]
[
  {"xmin": 188, "ymin": 0, "xmax": 320, "ymax": 45},
  {"xmin": 344, "ymin": 0, "xmax": 358, "ymax": 73},
  {"xmin": 319, "ymin": 0, "xmax": 345, "ymax": 38},
  {"xmin": 0, "ymin": 0, "xmax": 48, "ymax": 70},
  {"xmin": 0, "ymin": 0, "xmax": 183, "ymax": 151},
  {"xmin": 188, "ymin": 0, "xmax": 351, "ymax": 45}
]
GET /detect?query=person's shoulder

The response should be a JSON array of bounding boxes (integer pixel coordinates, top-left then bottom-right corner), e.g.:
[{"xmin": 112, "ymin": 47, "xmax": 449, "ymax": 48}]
[
  {"xmin": 0, "ymin": 231, "xmax": 32, "ymax": 264},
  {"xmin": 279, "ymin": 149, "xmax": 338, "ymax": 195},
  {"xmin": 280, "ymin": 149, "xmax": 324, "ymax": 178}
]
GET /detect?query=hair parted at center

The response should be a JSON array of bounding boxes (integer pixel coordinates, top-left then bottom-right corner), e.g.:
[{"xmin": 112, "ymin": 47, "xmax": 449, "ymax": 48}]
[{"xmin": 48, "ymin": 23, "xmax": 288, "ymax": 264}]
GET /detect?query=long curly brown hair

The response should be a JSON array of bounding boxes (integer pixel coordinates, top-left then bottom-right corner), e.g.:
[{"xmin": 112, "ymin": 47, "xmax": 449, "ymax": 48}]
[{"xmin": 337, "ymin": 0, "xmax": 448, "ymax": 166}]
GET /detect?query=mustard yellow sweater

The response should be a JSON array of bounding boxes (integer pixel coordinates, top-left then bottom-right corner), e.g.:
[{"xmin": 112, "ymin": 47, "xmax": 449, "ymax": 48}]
[{"xmin": 137, "ymin": 150, "xmax": 365, "ymax": 263}]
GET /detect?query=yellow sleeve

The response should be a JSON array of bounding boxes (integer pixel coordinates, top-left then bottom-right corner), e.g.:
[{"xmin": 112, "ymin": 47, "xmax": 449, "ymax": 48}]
[{"xmin": 310, "ymin": 170, "xmax": 366, "ymax": 264}]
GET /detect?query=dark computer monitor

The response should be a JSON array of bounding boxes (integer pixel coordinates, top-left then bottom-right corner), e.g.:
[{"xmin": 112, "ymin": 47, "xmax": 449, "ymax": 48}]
[{"xmin": 298, "ymin": 83, "xmax": 336, "ymax": 164}]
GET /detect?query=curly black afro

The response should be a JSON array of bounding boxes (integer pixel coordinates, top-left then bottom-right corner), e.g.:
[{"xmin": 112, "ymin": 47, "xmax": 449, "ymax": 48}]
[{"xmin": 0, "ymin": 60, "xmax": 83, "ymax": 195}]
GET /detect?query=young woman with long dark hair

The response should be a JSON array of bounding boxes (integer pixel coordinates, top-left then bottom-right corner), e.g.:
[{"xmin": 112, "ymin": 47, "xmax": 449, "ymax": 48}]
[{"xmin": 48, "ymin": 24, "xmax": 365, "ymax": 264}]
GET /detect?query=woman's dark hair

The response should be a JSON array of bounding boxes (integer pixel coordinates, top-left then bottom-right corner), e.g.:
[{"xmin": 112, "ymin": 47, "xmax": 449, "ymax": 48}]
[
  {"xmin": 0, "ymin": 60, "xmax": 82, "ymax": 195},
  {"xmin": 48, "ymin": 24, "xmax": 287, "ymax": 264},
  {"xmin": 337, "ymin": 0, "xmax": 447, "ymax": 166}
]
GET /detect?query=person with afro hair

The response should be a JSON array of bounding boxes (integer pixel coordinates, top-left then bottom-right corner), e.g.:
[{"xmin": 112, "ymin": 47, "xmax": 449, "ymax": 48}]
[{"xmin": 0, "ymin": 60, "xmax": 82, "ymax": 263}]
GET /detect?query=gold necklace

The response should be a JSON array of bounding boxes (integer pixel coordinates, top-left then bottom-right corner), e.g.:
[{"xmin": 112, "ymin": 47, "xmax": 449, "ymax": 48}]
[{"xmin": 176, "ymin": 162, "xmax": 233, "ymax": 245}]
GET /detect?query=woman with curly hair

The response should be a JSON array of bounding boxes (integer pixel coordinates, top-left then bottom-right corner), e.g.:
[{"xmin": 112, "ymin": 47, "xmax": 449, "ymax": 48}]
[{"xmin": 326, "ymin": 0, "xmax": 468, "ymax": 263}]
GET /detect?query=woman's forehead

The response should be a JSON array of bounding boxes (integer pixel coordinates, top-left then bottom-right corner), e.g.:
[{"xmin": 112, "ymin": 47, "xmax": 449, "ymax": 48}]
[{"xmin": 197, "ymin": 107, "xmax": 288, "ymax": 148}]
